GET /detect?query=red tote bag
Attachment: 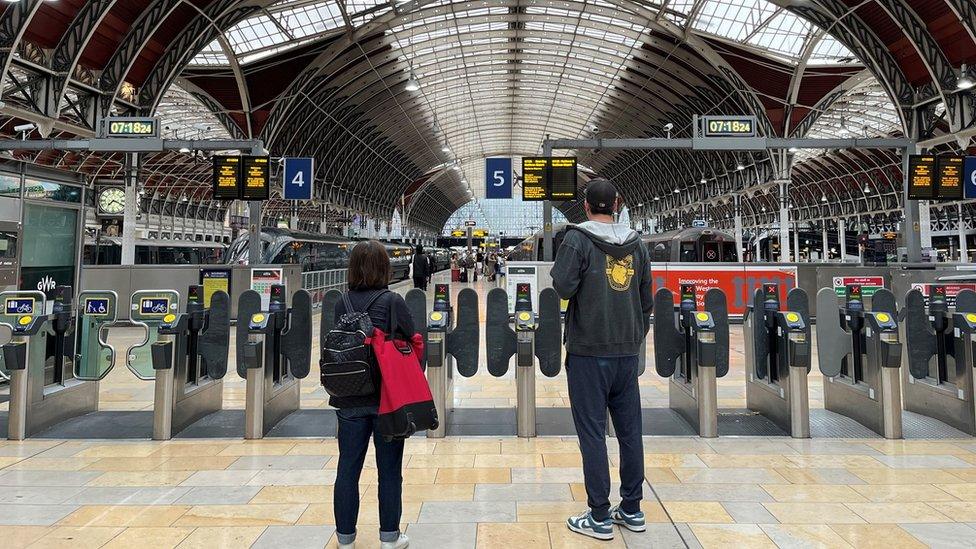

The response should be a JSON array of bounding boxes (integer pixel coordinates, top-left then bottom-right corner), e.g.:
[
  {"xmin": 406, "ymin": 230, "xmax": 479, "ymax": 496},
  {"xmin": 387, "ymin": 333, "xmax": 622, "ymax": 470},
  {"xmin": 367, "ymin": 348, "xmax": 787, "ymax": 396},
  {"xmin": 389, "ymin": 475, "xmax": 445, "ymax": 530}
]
[{"xmin": 371, "ymin": 329, "xmax": 439, "ymax": 439}]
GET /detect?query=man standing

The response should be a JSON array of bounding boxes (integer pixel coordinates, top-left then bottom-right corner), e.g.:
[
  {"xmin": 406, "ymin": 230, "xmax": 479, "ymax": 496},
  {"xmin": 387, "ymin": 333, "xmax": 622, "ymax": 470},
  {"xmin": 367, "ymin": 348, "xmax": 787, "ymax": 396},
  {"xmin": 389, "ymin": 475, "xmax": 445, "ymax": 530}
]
[
  {"xmin": 551, "ymin": 178, "xmax": 652, "ymax": 541},
  {"xmin": 412, "ymin": 245, "xmax": 429, "ymax": 290}
]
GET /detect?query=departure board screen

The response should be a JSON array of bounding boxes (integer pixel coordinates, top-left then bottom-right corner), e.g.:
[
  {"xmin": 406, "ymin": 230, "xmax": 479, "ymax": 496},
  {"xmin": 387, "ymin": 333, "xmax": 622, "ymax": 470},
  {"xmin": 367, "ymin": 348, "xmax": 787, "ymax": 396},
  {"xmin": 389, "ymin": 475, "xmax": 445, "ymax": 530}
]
[
  {"xmin": 908, "ymin": 155, "xmax": 936, "ymax": 199},
  {"xmin": 212, "ymin": 156, "xmax": 241, "ymax": 200},
  {"xmin": 241, "ymin": 156, "xmax": 270, "ymax": 200},
  {"xmin": 549, "ymin": 157, "xmax": 578, "ymax": 200},
  {"xmin": 522, "ymin": 157, "xmax": 548, "ymax": 201},
  {"xmin": 937, "ymin": 156, "xmax": 964, "ymax": 199}
]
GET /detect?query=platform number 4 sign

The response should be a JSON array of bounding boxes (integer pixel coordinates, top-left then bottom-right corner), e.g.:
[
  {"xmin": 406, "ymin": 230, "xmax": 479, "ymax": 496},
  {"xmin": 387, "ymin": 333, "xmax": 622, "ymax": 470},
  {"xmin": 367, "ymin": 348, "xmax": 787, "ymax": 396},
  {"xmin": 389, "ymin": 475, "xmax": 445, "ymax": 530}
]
[{"xmin": 283, "ymin": 157, "xmax": 314, "ymax": 200}]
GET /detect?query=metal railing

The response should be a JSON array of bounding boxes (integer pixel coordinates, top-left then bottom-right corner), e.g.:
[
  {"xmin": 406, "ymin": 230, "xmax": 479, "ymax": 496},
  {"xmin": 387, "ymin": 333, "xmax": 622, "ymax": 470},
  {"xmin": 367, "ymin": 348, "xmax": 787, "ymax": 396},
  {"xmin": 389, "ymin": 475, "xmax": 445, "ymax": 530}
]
[{"xmin": 302, "ymin": 269, "xmax": 347, "ymax": 308}]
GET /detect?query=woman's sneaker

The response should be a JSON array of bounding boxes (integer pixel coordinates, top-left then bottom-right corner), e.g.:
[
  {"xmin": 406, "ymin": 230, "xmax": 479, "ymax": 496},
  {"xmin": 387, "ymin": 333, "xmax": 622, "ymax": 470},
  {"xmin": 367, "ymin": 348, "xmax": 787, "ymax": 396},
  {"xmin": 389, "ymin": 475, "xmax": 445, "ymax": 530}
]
[
  {"xmin": 567, "ymin": 510, "xmax": 614, "ymax": 540},
  {"xmin": 380, "ymin": 533, "xmax": 409, "ymax": 549},
  {"xmin": 610, "ymin": 505, "xmax": 646, "ymax": 532}
]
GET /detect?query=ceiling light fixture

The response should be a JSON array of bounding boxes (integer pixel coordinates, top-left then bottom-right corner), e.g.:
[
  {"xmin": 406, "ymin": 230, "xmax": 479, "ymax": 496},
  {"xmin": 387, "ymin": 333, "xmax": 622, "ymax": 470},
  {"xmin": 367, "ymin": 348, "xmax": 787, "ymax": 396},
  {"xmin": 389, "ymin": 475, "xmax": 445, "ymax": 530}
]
[
  {"xmin": 821, "ymin": 194, "xmax": 828, "ymax": 203},
  {"xmin": 958, "ymin": 64, "xmax": 975, "ymax": 90},
  {"xmin": 404, "ymin": 72, "xmax": 420, "ymax": 92}
]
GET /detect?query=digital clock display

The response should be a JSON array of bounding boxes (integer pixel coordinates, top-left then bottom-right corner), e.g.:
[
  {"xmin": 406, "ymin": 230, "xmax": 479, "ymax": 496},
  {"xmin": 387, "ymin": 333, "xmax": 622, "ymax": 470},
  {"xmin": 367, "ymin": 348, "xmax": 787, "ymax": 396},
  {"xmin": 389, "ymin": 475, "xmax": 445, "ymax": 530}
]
[
  {"xmin": 100, "ymin": 117, "xmax": 159, "ymax": 138},
  {"xmin": 701, "ymin": 116, "xmax": 757, "ymax": 137}
]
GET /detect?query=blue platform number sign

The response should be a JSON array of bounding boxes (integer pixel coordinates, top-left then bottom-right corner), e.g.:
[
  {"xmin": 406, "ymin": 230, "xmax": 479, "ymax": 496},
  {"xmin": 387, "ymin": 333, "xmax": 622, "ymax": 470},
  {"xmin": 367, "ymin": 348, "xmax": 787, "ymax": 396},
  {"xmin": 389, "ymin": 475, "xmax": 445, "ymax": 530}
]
[
  {"xmin": 485, "ymin": 157, "xmax": 512, "ymax": 199},
  {"xmin": 283, "ymin": 157, "xmax": 314, "ymax": 200},
  {"xmin": 965, "ymin": 156, "xmax": 976, "ymax": 199}
]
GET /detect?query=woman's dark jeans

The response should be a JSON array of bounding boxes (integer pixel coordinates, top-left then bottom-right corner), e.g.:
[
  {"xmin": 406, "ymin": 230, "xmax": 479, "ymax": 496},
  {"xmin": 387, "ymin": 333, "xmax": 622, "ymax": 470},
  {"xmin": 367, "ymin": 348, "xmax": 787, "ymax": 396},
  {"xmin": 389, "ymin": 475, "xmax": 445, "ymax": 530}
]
[{"xmin": 334, "ymin": 406, "xmax": 405, "ymax": 545}]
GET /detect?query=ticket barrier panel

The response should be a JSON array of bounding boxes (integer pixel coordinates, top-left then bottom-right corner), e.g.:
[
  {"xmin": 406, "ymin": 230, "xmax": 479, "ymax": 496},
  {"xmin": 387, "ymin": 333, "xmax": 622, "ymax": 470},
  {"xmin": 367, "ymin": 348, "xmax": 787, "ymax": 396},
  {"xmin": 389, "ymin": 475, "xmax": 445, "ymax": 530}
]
[
  {"xmin": 654, "ymin": 285, "xmax": 729, "ymax": 438},
  {"xmin": 817, "ymin": 285, "xmax": 903, "ymax": 438},
  {"xmin": 425, "ymin": 285, "xmax": 480, "ymax": 438},
  {"xmin": 128, "ymin": 286, "xmax": 230, "ymax": 440},
  {"xmin": 3, "ymin": 287, "xmax": 110, "ymax": 439},
  {"xmin": 903, "ymin": 287, "xmax": 976, "ymax": 435},
  {"xmin": 239, "ymin": 285, "xmax": 312, "ymax": 439}
]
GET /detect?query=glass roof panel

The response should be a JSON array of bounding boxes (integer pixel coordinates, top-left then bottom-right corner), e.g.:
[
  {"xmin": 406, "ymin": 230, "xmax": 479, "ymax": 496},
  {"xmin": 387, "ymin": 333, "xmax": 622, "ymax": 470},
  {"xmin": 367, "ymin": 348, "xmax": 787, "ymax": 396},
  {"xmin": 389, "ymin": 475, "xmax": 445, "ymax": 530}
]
[
  {"xmin": 692, "ymin": 0, "xmax": 779, "ymax": 42},
  {"xmin": 189, "ymin": 40, "xmax": 229, "ymax": 66},
  {"xmin": 808, "ymin": 34, "xmax": 858, "ymax": 64},
  {"xmin": 746, "ymin": 11, "xmax": 810, "ymax": 58},
  {"xmin": 155, "ymin": 84, "xmax": 233, "ymax": 141}
]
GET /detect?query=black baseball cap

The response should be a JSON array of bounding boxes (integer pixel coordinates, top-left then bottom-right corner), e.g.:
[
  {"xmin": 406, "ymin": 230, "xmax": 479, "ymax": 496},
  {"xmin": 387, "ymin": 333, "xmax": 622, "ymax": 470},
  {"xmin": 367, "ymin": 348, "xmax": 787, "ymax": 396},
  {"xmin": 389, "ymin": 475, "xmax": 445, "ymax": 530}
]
[{"xmin": 585, "ymin": 178, "xmax": 617, "ymax": 214}]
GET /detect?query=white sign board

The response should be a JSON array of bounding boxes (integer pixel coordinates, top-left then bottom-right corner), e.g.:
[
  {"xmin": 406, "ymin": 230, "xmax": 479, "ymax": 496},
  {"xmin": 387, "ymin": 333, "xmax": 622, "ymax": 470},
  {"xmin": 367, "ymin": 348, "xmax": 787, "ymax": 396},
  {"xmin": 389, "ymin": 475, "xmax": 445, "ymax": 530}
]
[
  {"xmin": 250, "ymin": 268, "xmax": 283, "ymax": 309},
  {"xmin": 506, "ymin": 265, "xmax": 538, "ymax": 314}
]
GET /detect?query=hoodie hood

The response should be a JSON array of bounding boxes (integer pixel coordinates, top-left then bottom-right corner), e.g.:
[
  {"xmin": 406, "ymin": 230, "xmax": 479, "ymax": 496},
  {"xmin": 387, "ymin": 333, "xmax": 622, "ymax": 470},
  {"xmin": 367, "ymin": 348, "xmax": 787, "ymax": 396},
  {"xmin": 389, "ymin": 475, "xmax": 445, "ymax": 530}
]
[{"xmin": 571, "ymin": 221, "xmax": 641, "ymax": 259}]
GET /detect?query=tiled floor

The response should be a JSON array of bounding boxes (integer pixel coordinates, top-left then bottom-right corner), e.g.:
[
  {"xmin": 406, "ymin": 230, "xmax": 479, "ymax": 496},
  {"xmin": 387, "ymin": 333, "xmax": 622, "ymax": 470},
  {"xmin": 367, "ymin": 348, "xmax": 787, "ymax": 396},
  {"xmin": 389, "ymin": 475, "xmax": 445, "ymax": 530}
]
[{"xmin": 0, "ymin": 273, "xmax": 973, "ymax": 547}]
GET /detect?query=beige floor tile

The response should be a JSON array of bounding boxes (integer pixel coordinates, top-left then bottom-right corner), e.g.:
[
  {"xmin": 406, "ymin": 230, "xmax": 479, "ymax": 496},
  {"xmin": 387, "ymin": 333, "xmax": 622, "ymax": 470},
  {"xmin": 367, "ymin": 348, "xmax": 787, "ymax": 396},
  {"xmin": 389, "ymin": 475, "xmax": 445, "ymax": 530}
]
[
  {"xmin": 76, "ymin": 445, "xmax": 160, "ymax": 458},
  {"xmin": 87, "ymin": 471, "xmax": 194, "ymax": 487},
  {"xmin": 643, "ymin": 453, "xmax": 706, "ymax": 468},
  {"xmin": 518, "ymin": 502, "xmax": 590, "ymax": 523},
  {"xmin": 216, "ymin": 442, "xmax": 296, "ymax": 456},
  {"xmin": 690, "ymin": 524, "xmax": 776, "ymax": 549},
  {"xmin": 761, "ymin": 484, "xmax": 868, "ymax": 503},
  {"xmin": 173, "ymin": 504, "xmax": 306, "ymax": 526},
  {"xmin": 927, "ymin": 501, "xmax": 976, "ymax": 522},
  {"xmin": 543, "ymin": 453, "xmax": 583, "ymax": 467},
  {"xmin": 785, "ymin": 455, "xmax": 885, "ymax": 468},
  {"xmin": 474, "ymin": 454, "xmax": 544, "ymax": 468},
  {"xmin": 697, "ymin": 454, "xmax": 794, "ymax": 468},
  {"xmin": 846, "ymin": 502, "xmax": 952, "ymax": 523},
  {"xmin": 763, "ymin": 502, "xmax": 865, "ymax": 524},
  {"xmin": 850, "ymin": 484, "xmax": 958, "ymax": 503},
  {"xmin": 407, "ymin": 454, "xmax": 475, "ymax": 468},
  {"xmin": 365, "ymin": 483, "xmax": 474, "ymax": 502},
  {"xmin": 644, "ymin": 467, "xmax": 680, "ymax": 484},
  {"xmin": 477, "ymin": 522, "xmax": 550, "ymax": 547},
  {"xmin": 664, "ymin": 501, "xmax": 734, "ymax": 523},
  {"xmin": 4, "ymin": 457, "xmax": 100, "ymax": 471},
  {"xmin": 945, "ymin": 468, "xmax": 976, "ymax": 482},
  {"xmin": 0, "ymin": 456, "xmax": 24, "ymax": 468},
  {"xmin": 101, "ymin": 527, "xmax": 195, "ymax": 549},
  {"xmin": 28, "ymin": 526, "xmax": 124, "ymax": 549},
  {"xmin": 58, "ymin": 505, "xmax": 191, "ymax": 527},
  {"xmin": 829, "ymin": 524, "xmax": 927, "ymax": 549},
  {"xmin": 360, "ymin": 467, "xmax": 439, "ymax": 485},
  {"xmin": 849, "ymin": 468, "xmax": 968, "ymax": 485},
  {"xmin": 174, "ymin": 526, "xmax": 266, "ymax": 548},
  {"xmin": 286, "ymin": 442, "xmax": 341, "ymax": 456},
  {"xmin": 296, "ymin": 501, "xmax": 422, "ymax": 526},
  {"xmin": 158, "ymin": 457, "xmax": 238, "ymax": 471},
  {"xmin": 148, "ymin": 444, "xmax": 232, "ymax": 458},
  {"xmin": 82, "ymin": 456, "xmax": 170, "ymax": 472},
  {"xmin": 501, "ymin": 440, "xmax": 580, "ymax": 454},
  {"xmin": 251, "ymin": 485, "xmax": 334, "ymax": 504},
  {"xmin": 0, "ymin": 526, "xmax": 52, "ymax": 549},
  {"xmin": 935, "ymin": 483, "xmax": 976, "ymax": 501},
  {"xmin": 433, "ymin": 441, "xmax": 501, "ymax": 455},
  {"xmin": 864, "ymin": 441, "xmax": 970, "ymax": 455},
  {"xmin": 760, "ymin": 524, "xmax": 853, "ymax": 548},
  {"xmin": 435, "ymin": 467, "xmax": 511, "ymax": 484},
  {"xmin": 546, "ymin": 522, "xmax": 626, "ymax": 548}
]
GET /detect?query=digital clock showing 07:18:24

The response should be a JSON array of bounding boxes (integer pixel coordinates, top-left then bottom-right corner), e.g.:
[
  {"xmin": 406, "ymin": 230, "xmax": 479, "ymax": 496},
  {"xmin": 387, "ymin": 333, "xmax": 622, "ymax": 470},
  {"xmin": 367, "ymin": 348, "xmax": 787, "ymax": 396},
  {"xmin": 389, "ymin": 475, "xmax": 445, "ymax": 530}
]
[{"xmin": 108, "ymin": 120, "xmax": 156, "ymax": 136}]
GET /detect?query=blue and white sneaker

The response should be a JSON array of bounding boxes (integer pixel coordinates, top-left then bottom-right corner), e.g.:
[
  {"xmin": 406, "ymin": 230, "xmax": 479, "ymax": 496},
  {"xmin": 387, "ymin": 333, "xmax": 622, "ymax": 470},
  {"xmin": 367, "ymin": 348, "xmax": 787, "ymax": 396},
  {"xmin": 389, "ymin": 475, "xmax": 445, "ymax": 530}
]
[
  {"xmin": 610, "ymin": 505, "xmax": 646, "ymax": 532},
  {"xmin": 567, "ymin": 510, "xmax": 614, "ymax": 540}
]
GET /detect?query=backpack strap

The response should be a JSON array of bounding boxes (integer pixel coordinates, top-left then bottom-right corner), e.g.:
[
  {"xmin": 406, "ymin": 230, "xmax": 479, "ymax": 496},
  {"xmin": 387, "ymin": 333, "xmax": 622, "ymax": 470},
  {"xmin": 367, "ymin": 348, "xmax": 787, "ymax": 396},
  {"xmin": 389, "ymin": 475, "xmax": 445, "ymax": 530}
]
[{"xmin": 341, "ymin": 289, "xmax": 388, "ymax": 314}]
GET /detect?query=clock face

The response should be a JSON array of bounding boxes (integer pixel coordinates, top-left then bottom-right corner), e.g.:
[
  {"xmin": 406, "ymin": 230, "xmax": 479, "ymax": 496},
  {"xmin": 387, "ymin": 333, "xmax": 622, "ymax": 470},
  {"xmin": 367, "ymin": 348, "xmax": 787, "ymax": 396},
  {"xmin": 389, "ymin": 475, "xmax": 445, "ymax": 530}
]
[{"xmin": 98, "ymin": 187, "xmax": 126, "ymax": 215}]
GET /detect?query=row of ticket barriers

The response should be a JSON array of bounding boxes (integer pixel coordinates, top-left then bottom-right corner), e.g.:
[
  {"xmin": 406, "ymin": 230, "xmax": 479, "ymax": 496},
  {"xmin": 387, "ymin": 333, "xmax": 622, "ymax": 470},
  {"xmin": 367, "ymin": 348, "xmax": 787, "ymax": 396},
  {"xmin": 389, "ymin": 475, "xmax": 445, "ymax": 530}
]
[{"xmin": 0, "ymin": 279, "xmax": 975, "ymax": 440}]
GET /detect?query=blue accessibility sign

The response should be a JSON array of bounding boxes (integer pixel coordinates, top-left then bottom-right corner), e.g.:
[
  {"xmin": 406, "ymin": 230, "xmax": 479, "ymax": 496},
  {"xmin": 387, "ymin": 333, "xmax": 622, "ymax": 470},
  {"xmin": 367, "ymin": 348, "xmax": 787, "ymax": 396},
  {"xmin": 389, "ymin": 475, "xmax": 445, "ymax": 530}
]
[{"xmin": 283, "ymin": 157, "xmax": 314, "ymax": 200}]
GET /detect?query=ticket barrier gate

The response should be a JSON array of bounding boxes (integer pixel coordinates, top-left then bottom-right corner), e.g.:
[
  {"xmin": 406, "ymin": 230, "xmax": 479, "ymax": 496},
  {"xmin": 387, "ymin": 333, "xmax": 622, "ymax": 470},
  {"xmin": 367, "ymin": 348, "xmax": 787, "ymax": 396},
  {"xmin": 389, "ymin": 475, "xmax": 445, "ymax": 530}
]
[
  {"xmin": 2, "ymin": 287, "xmax": 116, "ymax": 439},
  {"xmin": 743, "ymin": 283, "xmax": 813, "ymax": 438},
  {"xmin": 903, "ymin": 287, "xmax": 976, "ymax": 435},
  {"xmin": 126, "ymin": 286, "xmax": 230, "ymax": 440},
  {"xmin": 484, "ymin": 284, "xmax": 562, "ymax": 438},
  {"xmin": 653, "ymin": 285, "xmax": 728, "ymax": 438},
  {"xmin": 416, "ymin": 285, "xmax": 480, "ymax": 438},
  {"xmin": 238, "ymin": 284, "xmax": 312, "ymax": 439},
  {"xmin": 817, "ymin": 285, "xmax": 903, "ymax": 438}
]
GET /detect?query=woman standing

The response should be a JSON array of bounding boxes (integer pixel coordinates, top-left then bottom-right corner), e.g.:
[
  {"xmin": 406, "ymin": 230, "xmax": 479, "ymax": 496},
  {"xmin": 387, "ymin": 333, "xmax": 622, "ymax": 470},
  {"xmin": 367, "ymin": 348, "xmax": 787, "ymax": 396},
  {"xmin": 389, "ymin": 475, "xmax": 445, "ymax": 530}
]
[{"xmin": 333, "ymin": 240, "xmax": 413, "ymax": 549}]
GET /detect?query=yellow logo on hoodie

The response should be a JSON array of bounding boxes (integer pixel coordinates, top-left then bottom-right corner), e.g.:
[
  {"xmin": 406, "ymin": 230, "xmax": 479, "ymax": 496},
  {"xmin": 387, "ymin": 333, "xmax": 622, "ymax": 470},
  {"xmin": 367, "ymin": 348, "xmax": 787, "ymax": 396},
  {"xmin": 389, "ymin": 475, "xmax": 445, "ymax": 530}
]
[{"xmin": 606, "ymin": 254, "xmax": 635, "ymax": 291}]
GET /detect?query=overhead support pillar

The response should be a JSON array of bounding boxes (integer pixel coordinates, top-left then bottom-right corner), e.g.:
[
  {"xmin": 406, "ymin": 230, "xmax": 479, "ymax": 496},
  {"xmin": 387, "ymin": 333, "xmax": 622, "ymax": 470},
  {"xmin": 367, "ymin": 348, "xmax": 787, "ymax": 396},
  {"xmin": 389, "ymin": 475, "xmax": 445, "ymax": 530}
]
[
  {"xmin": 838, "ymin": 219, "xmax": 847, "ymax": 262},
  {"xmin": 903, "ymin": 139, "xmax": 922, "ymax": 262},
  {"xmin": 466, "ymin": 226, "xmax": 473, "ymax": 256},
  {"xmin": 793, "ymin": 223, "xmax": 800, "ymax": 263},
  {"xmin": 778, "ymin": 180, "xmax": 790, "ymax": 264},
  {"xmin": 734, "ymin": 195, "xmax": 744, "ymax": 263},
  {"xmin": 919, "ymin": 200, "xmax": 933, "ymax": 251},
  {"xmin": 542, "ymin": 139, "xmax": 554, "ymax": 262},
  {"xmin": 121, "ymin": 152, "xmax": 139, "ymax": 266},
  {"xmin": 822, "ymin": 224, "xmax": 829, "ymax": 262},
  {"xmin": 247, "ymin": 143, "xmax": 264, "ymax": 266},
  {"xmin": 959, "ymin": 203, "xmax": 969, "ymax": 262}
]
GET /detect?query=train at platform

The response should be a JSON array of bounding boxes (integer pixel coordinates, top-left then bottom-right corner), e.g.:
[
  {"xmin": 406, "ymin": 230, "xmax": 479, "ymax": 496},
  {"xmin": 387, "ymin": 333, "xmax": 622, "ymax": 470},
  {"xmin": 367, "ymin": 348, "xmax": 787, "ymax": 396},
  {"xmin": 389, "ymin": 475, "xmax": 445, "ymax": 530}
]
[
  {"xmin": 224, "ymin": 228, "xmax": 445, "ymax": 282},
  {"xmin": 83, "ymin": 236, "xmax": 226, "ymax": 265},
  {"xmin": 508, "ymin": 224, "xmax": 737, "ymax": 262}
]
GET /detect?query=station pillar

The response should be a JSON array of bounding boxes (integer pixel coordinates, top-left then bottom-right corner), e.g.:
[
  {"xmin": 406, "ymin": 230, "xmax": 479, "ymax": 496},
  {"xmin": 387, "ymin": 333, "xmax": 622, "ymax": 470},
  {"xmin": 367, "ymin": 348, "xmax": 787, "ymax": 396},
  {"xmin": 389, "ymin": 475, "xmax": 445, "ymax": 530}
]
[
  {"xmin": 822, "ymin": 225, "xmax": 829, "ymax": 262},
  {"xmin": 919, "ymin": 201, "xmax": 933, "ymax": 251},
  {"xmin": 734, "ymin": 196, "xmax": 744, "ymax": 263},
  {"xmin": 121, "ymin": 152, "xmax": 139, "ymax": 266},
  {"xmin": 778, "ymin": 181, "xmax": 790, "ymax": 263},
  {"xmin": 959, "ymin": 203, "xmax": 969, "ymax": 262},
  {"xmin": 793, "ymin": 223, "xmax": 800, "ymax": 262},
  {"xmin": 838, "ymin": 219, "xmax": 847, "ymax": 262}
]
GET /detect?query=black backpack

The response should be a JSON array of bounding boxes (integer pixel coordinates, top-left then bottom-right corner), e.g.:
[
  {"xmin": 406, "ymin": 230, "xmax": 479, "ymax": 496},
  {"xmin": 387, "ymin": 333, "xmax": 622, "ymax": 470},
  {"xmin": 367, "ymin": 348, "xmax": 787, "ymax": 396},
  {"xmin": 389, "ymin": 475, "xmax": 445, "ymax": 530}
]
[{"xmin": 320, "ymin": 291, "xmax": 388, "ymax": 398}]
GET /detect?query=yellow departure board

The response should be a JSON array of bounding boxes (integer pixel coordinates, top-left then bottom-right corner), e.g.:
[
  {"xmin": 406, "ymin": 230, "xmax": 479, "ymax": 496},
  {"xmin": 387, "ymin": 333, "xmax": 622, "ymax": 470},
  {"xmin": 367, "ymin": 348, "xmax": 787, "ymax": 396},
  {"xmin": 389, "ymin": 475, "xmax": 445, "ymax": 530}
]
[
  {"xmin": 549, "ymin": 157, "xmax": 578, "ymax": 200},
  {"xmin": 937, "ymin": 156, "xmax": 964, "ymax": 199},
  {"xmin": 522, "ymin": 157, "xmax": 548, "ymax": 201},
  {"xmin": 212, "ymin": 156, "xmax": 241, "ymax": 200},
  {"xmin": 241, "ymin": 156, "xmax": 270, "ymax": 200},
  {"xmin": 908, "ymin": 155, "xmax": 935, "ymax": 199}
]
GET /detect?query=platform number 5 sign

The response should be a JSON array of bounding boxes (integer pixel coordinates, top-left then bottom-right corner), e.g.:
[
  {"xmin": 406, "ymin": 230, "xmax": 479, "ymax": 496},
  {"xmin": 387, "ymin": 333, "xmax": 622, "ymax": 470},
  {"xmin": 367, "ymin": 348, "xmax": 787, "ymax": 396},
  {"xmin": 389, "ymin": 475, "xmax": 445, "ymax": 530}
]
[
  {"xmin": 485, "ymin": 157, "xmax": 512, "ymax": 199},
  {"xmin": 283, "ymin": 157, "xmax": 314, "ymax": 200}
]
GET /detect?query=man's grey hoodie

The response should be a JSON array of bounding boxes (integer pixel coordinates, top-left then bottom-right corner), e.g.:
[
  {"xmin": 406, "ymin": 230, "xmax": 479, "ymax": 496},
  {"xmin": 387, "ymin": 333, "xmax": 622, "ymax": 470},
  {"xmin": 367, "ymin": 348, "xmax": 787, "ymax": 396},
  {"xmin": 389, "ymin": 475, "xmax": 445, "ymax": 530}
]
[{"xmin": 550, "ymin": 221, "xmax": 653, "ymax": 357}]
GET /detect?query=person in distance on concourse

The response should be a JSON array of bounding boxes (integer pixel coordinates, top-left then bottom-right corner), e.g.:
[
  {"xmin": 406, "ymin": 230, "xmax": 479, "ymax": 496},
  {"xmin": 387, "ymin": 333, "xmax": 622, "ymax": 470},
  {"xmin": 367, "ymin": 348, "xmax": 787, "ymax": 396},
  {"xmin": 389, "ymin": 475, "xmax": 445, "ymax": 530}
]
[
  {"xmin": 550, "ymin": 178, "xmax": 652, "ymax": 541},
  {"xmin": 333, "ymin": 240, "xmax": 414, "ymax": 549},
  {"xmin": 412, "ymin": 244, "xmax": 429, "ymax": 291}
]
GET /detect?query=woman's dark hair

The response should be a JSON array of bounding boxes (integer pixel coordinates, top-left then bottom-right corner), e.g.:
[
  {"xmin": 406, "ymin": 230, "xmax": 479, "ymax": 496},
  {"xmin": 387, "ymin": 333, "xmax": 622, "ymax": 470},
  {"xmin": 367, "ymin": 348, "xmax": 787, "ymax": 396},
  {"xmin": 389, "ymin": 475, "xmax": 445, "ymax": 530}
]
[
  {"xmin": 416, "ymin": 244, "xmax": 424, "ymax": 254},
  {"xmin": 348, "ymin": 240, "xmax": 391, "ymax": 290}
]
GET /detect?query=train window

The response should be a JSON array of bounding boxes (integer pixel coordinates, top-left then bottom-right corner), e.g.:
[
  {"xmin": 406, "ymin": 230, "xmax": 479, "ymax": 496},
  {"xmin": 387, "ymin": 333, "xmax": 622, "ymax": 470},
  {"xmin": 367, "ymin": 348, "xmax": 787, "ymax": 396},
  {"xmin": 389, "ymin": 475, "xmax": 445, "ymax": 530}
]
[
  {"xmin": 652, "ymin": 243, "xmax": 667, "ymax": 262},
  {"xmin": 702, "ymin": 241, "xmax": 721, "ymax": 262},
  {"xmin": 136, "ymin": 246, "xmax": 155, "ymax": 264},
  {"xmin": 0, "ymin": 231, "xmax": 17, "ymax": 259},
  {"xmin": 679, "ymin": 242, "xmax": 697, "ymax": 261},
  {"xmin": 722, "ymin": 243, "xmax": 737, "ymax": 262}
]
